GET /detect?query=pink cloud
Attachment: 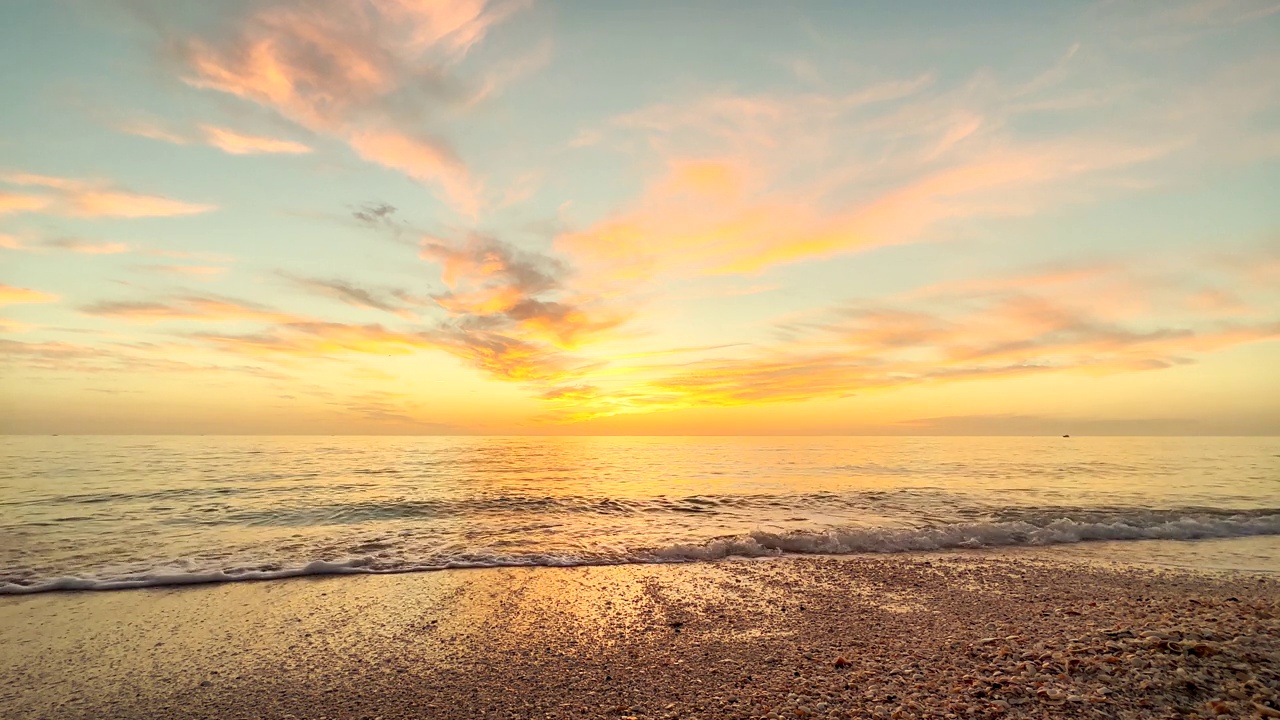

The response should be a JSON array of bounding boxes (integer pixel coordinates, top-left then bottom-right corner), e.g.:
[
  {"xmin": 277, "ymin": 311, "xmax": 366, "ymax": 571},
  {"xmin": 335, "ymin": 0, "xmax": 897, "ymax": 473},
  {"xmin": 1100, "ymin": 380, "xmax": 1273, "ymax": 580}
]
[
  {"xmin": 348, "ymin": 131, "xmax": 477, "ymax": 217},
  {"xmin": 118, "ymin": 118, "xmax": 312, "ymax": 156},
  {"xmin": 43, "ymin": 238, "xmax": 132, "ymax": 254},
  {"xmin": 0, "ymin": 191, "xmax": 53, "ymax": 216},
  {"xmin": 176, "ymin": 0, "xmax": 515, "ymax": 215},
  {"xmin": 200, "ymin": 125, "xmax": 312, "ymax": 155},
  {"xmin": 537, "ymin": 250, "xmax": 1280, "ymax": 423},
  {"xmin": 66, "ymin": 190, "xmax": 215, "ymax": 218},
  {"xmin": 117, "ymin": 121, "xmax": 189, "ymax": 145},
  {"xmin": 558, "ymin": 73, "xmax": 1178, "ymax": 289},
  {"xmin": 556, "ymin": 35, "xmax": 1280, "ymax": 294},
  {"xmin": 1, "ymin": 173, "xmax": 215, "ymax": 219}
]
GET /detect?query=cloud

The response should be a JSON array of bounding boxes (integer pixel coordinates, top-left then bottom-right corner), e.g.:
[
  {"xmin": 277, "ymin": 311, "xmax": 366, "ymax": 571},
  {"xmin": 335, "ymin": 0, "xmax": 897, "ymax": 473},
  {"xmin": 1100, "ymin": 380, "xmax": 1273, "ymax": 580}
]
[
  {"xmin": 142, "ymin": 247, "xmax": 235, "ymax": 262},
  {"xmin": 200, "ymin": 229, "xmax": 625, "ymax": 387},
  {"xmin": 81, "ymin": 294, "xmax": 298, "ymax": 324},
  {"xmin": 0, "ymin": 317, "xmax": 34, "ymax": 333},
  {"xmin": 348, "ymin": 200, "xmax": 417, "ymax": 242},
  {"xmin": 352, "ymin": 202, "xmax": 398, "ymax": 225},
  {"xmin": 557, "ymin": 32, "xmax": 1279, "ymax": 290},
  {"xmin": 173, "ymin": 0, "xmax": 515, "ymax": 215},
  {"xmin": 421, "ymin": 233, "xmax": 625, "ymax": 348},
  {"xmin": 347, "ymin": 130, "xmax": 476, "ymax": 217},
  {"xmin": 0, "ymin": 284, "xmax": 59, "ymax": 306},
  {"xmin": 0, "ymin": 191, "xmax": 53, "ymax": 215},
  {"xmin": 411, "ymin": 233, "xmax": 629, "ymax": 384},
  {"xmin": 0, "ymin": 337, "xmax": 287, "ymax": 379},
  {"xmin": 118, "ymin": 119, "xmax": 313, "ymax": 155},
  {"xmin": 116, "ymin": 120, "xmax": 190, "ymax": 145},
  {"xmin": 423, "ymin": 234, "xmax": 560, "ymax": 313},
  {"xmin": 4, "ymin": 237, "xmax": 234, "ymax": 259},
  {"xmin": 196, "ymin": 316, "xmax": 598, "ymax": 385},
  {"xmin": 68, "ymin": 190, "xmax": 215, "ymax": 219},
  {"xmin": 891, "ymin": 413, "xmax": 1206, "ymax": 436},
  {"xmin": 0, "ymin": 173, "xmax": 215, "ymax": 218},
  {"xmin": 42, "ymin": 237, "xmax": 131, "ymax": 254},
  {"xmin": 194, "ymin": 321, "xmax": 436, "ymax": 358},
  {"xmin": 72, "ymin": 294, "xmax": 587, "ymax": 388},
  {"xmin": 559, "ymin": 101, "xmax": 1172, "ymax": 285},
  {"xmin": 537, "ymin": 253, "xmax": 1280, "ymax": 422},
  {"xmin": 282, "ymin": 273, "xmax": 422, "ymax": 318},
  {"xmin": 335, "ymin": 391, "xmax": 461, "ymax": 429},
  {"xmin": 199, "ymin": 125, "xmax": 312, "ymax": 155},
  {"xmin": 141, "ymin": 264, "xmax": 227, "ymax": 276}
]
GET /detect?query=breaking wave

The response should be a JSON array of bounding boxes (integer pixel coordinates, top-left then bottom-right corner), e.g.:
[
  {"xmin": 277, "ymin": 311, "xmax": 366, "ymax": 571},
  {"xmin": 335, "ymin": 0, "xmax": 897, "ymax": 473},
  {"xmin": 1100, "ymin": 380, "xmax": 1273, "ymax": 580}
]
[{"xmin": 3, "ymin": 508, "xmax": 1277, "ymax": 595}]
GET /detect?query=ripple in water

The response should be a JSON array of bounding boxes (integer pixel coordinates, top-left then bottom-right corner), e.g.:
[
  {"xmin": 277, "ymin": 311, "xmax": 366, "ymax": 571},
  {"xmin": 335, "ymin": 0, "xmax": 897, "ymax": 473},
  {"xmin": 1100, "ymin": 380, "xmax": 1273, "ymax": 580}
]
[{"xmin": 1, "ymin": 435, "xmax": 1278, "ymax": 593}]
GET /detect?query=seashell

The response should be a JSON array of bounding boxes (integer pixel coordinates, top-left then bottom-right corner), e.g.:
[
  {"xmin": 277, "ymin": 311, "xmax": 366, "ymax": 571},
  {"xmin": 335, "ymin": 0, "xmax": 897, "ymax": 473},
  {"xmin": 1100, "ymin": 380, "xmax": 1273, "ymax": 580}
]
[{"xmin": 1036, "ymin": 688, "xmax": 1065, "ymax": 705}]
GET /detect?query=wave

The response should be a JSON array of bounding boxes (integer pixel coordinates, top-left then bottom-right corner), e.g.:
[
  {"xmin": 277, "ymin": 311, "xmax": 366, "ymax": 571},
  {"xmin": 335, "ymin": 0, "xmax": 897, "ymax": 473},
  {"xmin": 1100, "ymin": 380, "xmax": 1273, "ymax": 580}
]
[{"xmin": 3, "ymin": 509, "xmax": 1277, "ymax": 595}]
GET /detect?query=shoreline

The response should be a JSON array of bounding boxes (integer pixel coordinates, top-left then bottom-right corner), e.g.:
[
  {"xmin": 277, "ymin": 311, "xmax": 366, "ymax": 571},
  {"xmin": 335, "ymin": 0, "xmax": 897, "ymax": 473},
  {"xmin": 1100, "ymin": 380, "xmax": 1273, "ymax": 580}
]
[
  {"xmin": 5, "ymin": 534, "xmax": 1278, "ymax": 597},
  {"xmin": 3, "ymin": 552, "xmax": 1279, "ymax": 719}
]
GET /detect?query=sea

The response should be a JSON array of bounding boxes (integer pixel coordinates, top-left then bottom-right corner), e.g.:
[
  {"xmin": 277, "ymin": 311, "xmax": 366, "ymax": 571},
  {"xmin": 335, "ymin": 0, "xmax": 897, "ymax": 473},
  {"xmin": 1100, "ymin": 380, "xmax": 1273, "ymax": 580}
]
[{"xmin": 2, "ymin": 435, "xmax": 1278, "ymax": 594}]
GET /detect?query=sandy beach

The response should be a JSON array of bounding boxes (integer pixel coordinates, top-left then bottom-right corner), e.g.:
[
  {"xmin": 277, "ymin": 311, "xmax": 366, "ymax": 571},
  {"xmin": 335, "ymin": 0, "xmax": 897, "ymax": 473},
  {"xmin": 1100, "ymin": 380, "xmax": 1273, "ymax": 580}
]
[{"xmin": 2, "ymin": 553, "xmax": 1278, "ymax": 720}]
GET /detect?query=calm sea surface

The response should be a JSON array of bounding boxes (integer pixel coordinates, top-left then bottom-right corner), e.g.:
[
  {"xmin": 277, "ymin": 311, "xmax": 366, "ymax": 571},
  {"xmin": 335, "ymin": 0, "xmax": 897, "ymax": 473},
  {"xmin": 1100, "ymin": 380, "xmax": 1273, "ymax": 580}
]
[{"xmin": 2, "ymin": 436, "xmax": 1278, "ymax": 593}]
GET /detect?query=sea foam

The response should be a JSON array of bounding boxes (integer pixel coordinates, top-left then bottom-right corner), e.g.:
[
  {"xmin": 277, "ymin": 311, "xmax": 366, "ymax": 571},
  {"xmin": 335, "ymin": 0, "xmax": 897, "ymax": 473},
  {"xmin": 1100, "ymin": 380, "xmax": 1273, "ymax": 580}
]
[{"xmin": 3, "ymin": 510, "xmax": 1276, "ymax": 595}]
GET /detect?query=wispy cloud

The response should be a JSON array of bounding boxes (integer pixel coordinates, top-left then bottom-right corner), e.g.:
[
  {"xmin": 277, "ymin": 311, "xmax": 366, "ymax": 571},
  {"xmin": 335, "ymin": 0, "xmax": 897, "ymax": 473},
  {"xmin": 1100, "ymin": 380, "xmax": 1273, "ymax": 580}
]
[
  {"xmin": 81, "ymin": 294, "xmax": 297, "ymax": 324},
  {"xmin": 557, "ymin": 27, "xmax": 1279, "ymax": 290},
  {"xmin": 194, "ymin": 321, "xmax": 435, "ymax": 358},
  {"xmin": 890, "ymin": 413, "xmax": 1206, "ymax": 436},
  {"xmin": 346, "ymin": 130, "xmax": 476, "ymax": 216},
  {"xmin": 140, "ymin": 264, "xmax": 227, "ymax": 277},
  {"xmin": 195, "ymin": 318, "xmax": 598, "ymax": 385},
  {"xmin": 0, "ymin": 317, "xmax": 34, "ymax": 333},
  {"xmin": 0, "ymin": 173, "xmax": 215, "ymax": 218},
  {"xmin": 0, "ymin": 284, "xmax": 59, "ymax": 306},
  {"xmin": 282, "ymin": 272, "xmax": 423, "ymax": 319},
  {"xmin": 0, "ymin": 191, "xmax": 53, "ymax": 215},
  {"xmin": 421, "ymin": 232, "xmax": 626, "ymax": 347},
  {"xmin": 1, "ymin": 237, "xmax": 238, "ymax": 259},
  {"xmin": 334, "ymin": 390, "xmax": 460, "ymax": 429},
  {"xmin": 115, "ymin": 120, "xmax": 189, "ymax": 144},
  {"xmin": 172, "ymin": 0, "xmax": 521, "ymax": 215},
  {"xmin": 559, "ymin": 83, "xmax": 1176, "ymax": 285},
  {"xmin": 142, "ymin": 248, "xmax": 235, "ymax": 262},
  {"xmin": 42, "ymin": 237, "xmax": 131, "ymax": 254},
  {"xmin": 0, "ymin": 337, "xmax": 287, "ymax": 380},
  {"xmin": 190, "ymin": 231, "xmax": 624, "ymax": 387},
  {"xmin": 200, "ymin": 125, "xmax": 311, "ymax": 155},
  {"xmin": 537, "ymin": 250, "xmax": 1280, "ymax": 422},
  {"xmin": 352, "ymin": 202, "xmax": 398, "ymax": 226},
  {"xmin": 118, "ymin": 119, "xmax": 312, "ymax": 155}
]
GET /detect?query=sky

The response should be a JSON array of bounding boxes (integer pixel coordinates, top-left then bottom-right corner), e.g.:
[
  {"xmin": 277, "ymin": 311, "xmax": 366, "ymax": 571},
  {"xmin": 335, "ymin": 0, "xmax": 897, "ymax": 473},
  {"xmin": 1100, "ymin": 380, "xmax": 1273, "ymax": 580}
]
[{"xmin": 1, "ymin": 0, "xmax": 1278, "ymax": 435}]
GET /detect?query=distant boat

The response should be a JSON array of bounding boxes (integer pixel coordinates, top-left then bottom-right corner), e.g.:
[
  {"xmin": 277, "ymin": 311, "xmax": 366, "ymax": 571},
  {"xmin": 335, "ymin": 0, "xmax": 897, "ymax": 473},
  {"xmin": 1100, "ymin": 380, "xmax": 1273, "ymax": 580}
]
[{"xmin": 1062, "ymin": 434, "xmax": 1070, "ymax": 438}]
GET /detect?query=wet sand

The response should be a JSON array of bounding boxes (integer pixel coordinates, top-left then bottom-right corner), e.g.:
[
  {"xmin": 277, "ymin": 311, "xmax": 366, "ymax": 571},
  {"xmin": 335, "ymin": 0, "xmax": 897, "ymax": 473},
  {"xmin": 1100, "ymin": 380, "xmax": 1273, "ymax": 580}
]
[{"xmin": 2, "ymin": 554, "xmax": 1278, "ymax": 719}]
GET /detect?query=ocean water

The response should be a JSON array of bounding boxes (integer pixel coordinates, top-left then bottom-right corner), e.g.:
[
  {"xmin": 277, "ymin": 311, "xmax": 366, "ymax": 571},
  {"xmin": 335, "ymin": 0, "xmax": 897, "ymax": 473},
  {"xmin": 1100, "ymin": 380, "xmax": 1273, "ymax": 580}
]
[{"xmin": 1, "ymin": 435, "xmax": 1278, "ymax": 594}]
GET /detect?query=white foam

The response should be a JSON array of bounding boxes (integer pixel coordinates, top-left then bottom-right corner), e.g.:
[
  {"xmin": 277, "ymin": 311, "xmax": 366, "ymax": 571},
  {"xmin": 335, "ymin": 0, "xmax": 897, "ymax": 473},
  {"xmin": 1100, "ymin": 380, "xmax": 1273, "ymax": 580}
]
[
  {"xmin": 3, "ymin": 512, "xmax": 1277, "ymax": 594},
  {"xmin": 659, "ymin": 513, "xmax": 1280, "ymax": 559}
]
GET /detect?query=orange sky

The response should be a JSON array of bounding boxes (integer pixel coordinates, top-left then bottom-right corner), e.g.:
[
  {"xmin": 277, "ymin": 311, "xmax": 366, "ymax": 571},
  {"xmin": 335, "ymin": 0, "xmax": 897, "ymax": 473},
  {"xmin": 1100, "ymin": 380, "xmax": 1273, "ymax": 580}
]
[{"xmin": 1, "ymin": 0, "xmax": 1279, "ymax": 434}]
